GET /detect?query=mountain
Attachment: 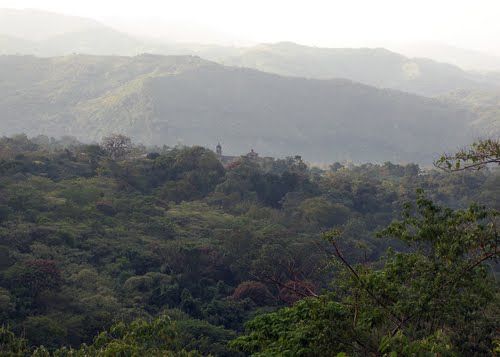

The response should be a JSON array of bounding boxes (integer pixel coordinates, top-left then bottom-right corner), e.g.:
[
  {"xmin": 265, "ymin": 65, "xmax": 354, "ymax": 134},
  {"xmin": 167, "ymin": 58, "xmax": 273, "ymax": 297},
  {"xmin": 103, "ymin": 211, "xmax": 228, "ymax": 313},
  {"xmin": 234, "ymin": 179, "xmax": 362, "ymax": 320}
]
[
  {"xmin": 440, "ymin": 89, "xmax": 500, "ymax": 138},
  {"xmin": 391, "ymin": 43, "xmax": 500, "ymax": 72},
  {"xmin": 0, "ymin": 54, "xmax": 479, "ymax": 164},
  {"xmin": 35, "ymin": 27, "xmax": 160, "ymax": 57},
  {"xmin": 0, "ymin": 8, "xmax": 169, "ymax": 57},
  {"xmin": 222, "ymin": 42, "xmax": 500, "ymax": 97},
  {"xmin": 0, "ymin": 9, "xmax": 240, "ymax": 59},
  {"xmin": 1, "ymin": 10, "xmax": 499, "ymax": 98},
  {"xmin": 0, "ymin": 8, "xmax": 103, "ymax": 41}
]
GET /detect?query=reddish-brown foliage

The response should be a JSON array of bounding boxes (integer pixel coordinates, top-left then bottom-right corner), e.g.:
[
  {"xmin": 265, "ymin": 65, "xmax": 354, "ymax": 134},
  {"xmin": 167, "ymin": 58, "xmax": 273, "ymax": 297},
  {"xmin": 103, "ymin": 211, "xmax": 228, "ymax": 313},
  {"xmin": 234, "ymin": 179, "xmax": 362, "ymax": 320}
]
[{"xmin": 232, "ymin": 281, "xmax": 275, "ymax": 306}]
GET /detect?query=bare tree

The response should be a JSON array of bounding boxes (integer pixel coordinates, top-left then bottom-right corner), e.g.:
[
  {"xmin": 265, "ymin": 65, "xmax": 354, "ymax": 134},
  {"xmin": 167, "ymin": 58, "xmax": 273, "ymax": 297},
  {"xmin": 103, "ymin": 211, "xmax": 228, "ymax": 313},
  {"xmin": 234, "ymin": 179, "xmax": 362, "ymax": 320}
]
[{"xmin": 101, "ymin": 134, "xmax": 133, "ymax": 160}]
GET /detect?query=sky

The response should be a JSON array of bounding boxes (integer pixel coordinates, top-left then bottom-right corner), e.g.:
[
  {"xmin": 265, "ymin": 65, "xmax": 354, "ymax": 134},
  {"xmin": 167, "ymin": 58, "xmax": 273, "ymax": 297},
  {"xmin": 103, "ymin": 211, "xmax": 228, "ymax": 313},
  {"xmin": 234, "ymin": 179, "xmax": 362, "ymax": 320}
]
[{"xmin": 1, "ymin": 0, "xmax": 499, "ymax": 54}]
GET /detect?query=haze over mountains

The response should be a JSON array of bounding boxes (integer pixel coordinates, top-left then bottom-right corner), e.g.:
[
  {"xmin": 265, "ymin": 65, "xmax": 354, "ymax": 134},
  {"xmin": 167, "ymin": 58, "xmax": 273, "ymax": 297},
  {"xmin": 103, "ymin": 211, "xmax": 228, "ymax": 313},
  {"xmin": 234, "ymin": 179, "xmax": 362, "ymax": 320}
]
[
  {"xmin": 392, "ymin": 43, "xmax": 500, "ymax": 73},
  {"xmin": 0, "ymin": 9, "xmax": 498, "ymax": 164},
  {"xmin": 0, "ymin": 9, "xmax": 173, "ymax": 56},
  {"xmin": 0, "ymin": 54, "xmax": 476, "ymax": 163},
  {"xmin": 222, "ymin": 42, "xmax": 500, "ymax": 97}
]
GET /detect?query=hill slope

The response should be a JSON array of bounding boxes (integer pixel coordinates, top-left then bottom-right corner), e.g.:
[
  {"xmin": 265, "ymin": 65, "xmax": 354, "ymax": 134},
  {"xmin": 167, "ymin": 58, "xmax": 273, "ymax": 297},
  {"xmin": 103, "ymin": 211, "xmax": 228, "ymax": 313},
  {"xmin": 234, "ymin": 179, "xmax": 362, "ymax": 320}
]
[
  {"xmin": 0, "ymin": 54, "xmax": 480, "ymax": 163},
  {"xmin": 222, "ymin": 42, "xmax": 500, "ymax": 97},
  {"xmin": 440, "ymin": 90, "xmax": 500, "ymax": 137},
  {"xmin": 1, "ymin": 10, "xmax": 499, "ymax": 98},
  {"xmin": 392, "ymin": 43, "xmax": 500, "ymax": 72}
]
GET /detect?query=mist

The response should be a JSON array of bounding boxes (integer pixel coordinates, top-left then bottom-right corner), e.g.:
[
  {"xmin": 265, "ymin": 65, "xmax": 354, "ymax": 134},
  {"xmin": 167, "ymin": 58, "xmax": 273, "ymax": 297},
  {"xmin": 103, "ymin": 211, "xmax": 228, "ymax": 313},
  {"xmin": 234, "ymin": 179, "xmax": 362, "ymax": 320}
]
[{"xmin": 1, "ymin": 0, "xmax": 500, "ymax": 57}]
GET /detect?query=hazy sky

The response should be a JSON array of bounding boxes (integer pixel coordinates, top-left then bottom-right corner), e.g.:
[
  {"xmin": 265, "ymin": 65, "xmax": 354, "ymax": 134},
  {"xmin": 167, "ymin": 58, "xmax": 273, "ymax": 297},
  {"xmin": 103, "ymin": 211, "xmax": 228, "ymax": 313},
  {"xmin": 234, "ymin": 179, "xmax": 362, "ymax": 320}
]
[{"xmin": 1, "ymin": 0, "xmax": 499, "ymax": 54}]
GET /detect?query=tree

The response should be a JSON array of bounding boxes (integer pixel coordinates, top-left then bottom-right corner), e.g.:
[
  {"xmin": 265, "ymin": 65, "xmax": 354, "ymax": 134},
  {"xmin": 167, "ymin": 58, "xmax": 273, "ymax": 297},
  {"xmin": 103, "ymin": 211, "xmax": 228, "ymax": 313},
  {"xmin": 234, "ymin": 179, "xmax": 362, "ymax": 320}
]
[
  {"xmin": 26, "ymin": 314, "xmax": 202, "ymax": 356},
  {"xmin": 232, "ymin": 193, "xmax": 499, "ymax": 355},
  {"xmin": 0, "ymin": 326, "xmax": 29, "ymax": 355},
  {"xmin": 339, "ymin": 194, "xmax": 498, "ymax": 354},
  {"xmin": 23, "ymin": 316, "xmax": 67, "ymax": 348},
  {"xmin": 5, "ymin": 259, "xmax": 62, "ymax": 299},
  {"xmin": 101, "ymin": 134, "xmax": 133, "ymax": 160},
  {"xmin": 435, "ymin": 138, "xmax": 500, "ymax": 171},
  {"xmin": 231, "ymin": 281, "xmax": 275, "ymax": 306},
  {"xmin": 298, "ymin": 197, "xmax": 349, "ymax": 228},
  {"xmin": 0, "ymin": 134, "xmax": 497, "ymax": 353}
]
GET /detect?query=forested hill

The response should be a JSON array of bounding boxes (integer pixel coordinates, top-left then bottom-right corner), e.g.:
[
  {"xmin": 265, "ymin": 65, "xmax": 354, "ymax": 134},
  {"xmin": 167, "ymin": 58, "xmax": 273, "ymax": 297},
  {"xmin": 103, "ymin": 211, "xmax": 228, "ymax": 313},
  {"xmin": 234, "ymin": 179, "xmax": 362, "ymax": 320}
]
[
  {"xmin": 440, "ymin": 89, "xmax": 500, "ymax": 137},
  {"xmin": 0, "ymin": 54, "xmax": 479, "ymax": 164},
  {"xmin": 0, "ymin": 135, "xmax": 497, "ymax": 354}
]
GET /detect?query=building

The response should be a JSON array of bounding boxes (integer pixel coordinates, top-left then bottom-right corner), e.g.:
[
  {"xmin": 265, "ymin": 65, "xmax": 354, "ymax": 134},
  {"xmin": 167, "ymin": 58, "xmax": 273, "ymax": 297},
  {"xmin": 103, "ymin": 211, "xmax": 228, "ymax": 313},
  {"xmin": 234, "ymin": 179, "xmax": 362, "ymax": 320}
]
[
  {"xmin": 215, "ymin": 143, "xmax": 263, "ymax": 167},
  {"xmin": 246, "ymin": 149, "xmax": 259, "ymax": 160}
]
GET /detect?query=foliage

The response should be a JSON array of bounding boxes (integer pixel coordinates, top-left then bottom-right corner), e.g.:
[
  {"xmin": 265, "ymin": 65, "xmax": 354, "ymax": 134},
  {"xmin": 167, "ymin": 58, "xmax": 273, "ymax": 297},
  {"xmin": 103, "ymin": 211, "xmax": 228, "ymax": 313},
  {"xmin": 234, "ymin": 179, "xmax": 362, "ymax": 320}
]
[
  {"xmin": 436, "ymin": 138, "xmax": 500, "ymax": 171},
  {"xmin": 0, "ymin": 135, "xmax": 497, "ymax": 354},
  {"xmin": 232, "ymin": 193, "xmax": 499, "ymax": 355},
  {"xmin": 230, "ymin": 297, "xmax": 352, "ymax": 356},
  {"xmin": 101, "ymin": 134, "xmax": 133, "ymax": 160},
  {"xmin": 1, "ymin": 315, "xmax": 203, "ymax": 356}
]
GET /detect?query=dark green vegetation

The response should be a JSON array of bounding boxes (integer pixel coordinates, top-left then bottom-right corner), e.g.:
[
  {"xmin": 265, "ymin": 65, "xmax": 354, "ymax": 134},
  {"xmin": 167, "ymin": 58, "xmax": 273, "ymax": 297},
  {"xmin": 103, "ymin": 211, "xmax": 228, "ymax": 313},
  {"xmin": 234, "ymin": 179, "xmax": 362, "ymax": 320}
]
[
  {"xmin": 0, "ymin": 134, "xmax": 498, "ymax": 355},
  {"xmin": 0, "ymin": 54, "xmax": 484, "ymax": 163},
  {"xmin": 231, "ymin": 197, "xmax": 499, "ymax": 356},
  {"xmin": 2, "ymin": 7, "xmax": 499, "ymax": 356}
]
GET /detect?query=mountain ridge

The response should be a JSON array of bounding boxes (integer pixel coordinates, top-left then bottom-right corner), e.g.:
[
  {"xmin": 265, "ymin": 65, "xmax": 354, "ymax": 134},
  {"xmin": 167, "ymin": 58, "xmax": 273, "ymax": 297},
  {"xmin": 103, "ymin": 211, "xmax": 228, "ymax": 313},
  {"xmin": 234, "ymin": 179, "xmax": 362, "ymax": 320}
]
[
  {"xmin": 0, "ymin": 53, "xmax": 479, "ymax": 164},
  {"xmin": 222, "ymin": 42, "xmax": 500, "ymax": 96},
  {"xmin": 1, "ymin": 9, "xmax": 499, "ymax": 97}
]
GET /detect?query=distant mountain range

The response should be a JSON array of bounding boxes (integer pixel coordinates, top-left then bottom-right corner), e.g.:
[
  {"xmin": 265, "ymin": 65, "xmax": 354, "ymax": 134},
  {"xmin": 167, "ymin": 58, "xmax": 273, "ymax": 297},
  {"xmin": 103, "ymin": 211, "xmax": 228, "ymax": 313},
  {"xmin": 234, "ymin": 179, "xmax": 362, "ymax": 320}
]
[
  {"xmin": 0, "ymin": 9, "xmax": 498, "ymax": 164},
  {"xmin": 0, "ymin": 9, "xmax": 173, "ymax": 56},
  {"xmin": 440, "ymin": 90, "xmax": 500, "ymax": 138},
  {"xmin": 391, "ymin": 43, "xmax": 500, "ymax": 72},
  {"xmin": 0, "ymin": 54, "xmax": 482, "ymax": 163},
  {"xmin": 0, "ymin": 8, "xmax": 103, "ymax": 40},
  {"xmin": 221, "ymin": 42, "xmax": 500, "ymax": 97},
  {"xmin": 1, "ymin": 9, "xmax": 500, "ymax": 98}
]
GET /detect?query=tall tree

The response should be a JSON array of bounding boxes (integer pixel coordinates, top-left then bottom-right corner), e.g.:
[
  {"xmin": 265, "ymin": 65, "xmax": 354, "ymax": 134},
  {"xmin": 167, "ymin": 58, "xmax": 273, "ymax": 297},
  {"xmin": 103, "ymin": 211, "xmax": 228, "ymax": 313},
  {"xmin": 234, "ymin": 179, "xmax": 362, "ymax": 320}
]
[{"xmin": 231, "ymin": 193, "xmax": 499, "ymax": 355}]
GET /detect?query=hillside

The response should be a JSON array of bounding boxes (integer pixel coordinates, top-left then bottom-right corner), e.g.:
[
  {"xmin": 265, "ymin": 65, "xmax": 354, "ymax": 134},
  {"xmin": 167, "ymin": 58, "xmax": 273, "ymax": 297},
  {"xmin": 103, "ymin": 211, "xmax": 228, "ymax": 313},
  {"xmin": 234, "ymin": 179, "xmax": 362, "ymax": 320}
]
[
  {"xmin": 440, "ymin": 89, "xmax": 500, "ymax": 137},
  {"xmin": 391, "ymin": 42, "xmax": 500, "ymax": 72},
  {"xmin": 0, "ymin": 8, "xmax": 174, "ymax": 57},
  {"xmin": 0, "ymin": 135, "xmax": 497, "ymax": 354},
  {"xmin": 222, "ymin": 42, "xmax": 500, "ymax": 96},
  {"xmin": 0, "ymin": 54, "xmax": 481, "ymax": 164},
  {"xmin": 1, "ymin": 10, "xmax": 499, "ymax": 98}
]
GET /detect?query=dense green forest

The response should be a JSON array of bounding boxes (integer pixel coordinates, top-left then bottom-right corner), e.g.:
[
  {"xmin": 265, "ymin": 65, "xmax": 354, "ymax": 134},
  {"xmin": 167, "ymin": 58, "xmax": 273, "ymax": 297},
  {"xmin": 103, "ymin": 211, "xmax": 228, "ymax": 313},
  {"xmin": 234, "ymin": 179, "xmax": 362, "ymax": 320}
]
[
  {"xmin": 1, "ymin": 6, "xmax": 499, "ymax": 357},
  {"xmin": 0, "ymin": 134, "xmax": 498, "ymax": 355}
]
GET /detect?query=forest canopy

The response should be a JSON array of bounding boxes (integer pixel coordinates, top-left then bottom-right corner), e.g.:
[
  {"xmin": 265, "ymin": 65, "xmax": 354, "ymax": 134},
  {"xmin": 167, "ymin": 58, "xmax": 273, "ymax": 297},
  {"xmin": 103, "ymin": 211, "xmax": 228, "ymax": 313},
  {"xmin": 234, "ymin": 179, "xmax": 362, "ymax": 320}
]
[{"xmin": 0, "ymin": 134, "xmax": 498, "ymax": 356}]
